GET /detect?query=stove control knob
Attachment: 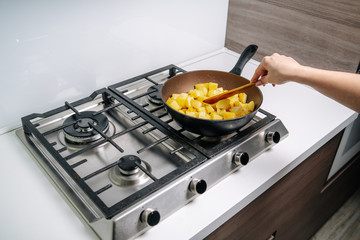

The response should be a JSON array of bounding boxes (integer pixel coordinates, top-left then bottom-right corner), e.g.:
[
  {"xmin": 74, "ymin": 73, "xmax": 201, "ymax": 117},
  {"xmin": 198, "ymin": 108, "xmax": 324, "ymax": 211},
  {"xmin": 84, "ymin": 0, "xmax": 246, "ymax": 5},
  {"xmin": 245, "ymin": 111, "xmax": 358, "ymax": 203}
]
[
  {"xmin": 140, "ymin": 208, "xmax": 161, "ymax": 227},
  {"xmin": 233, "ymin": 152, "xmax": 249, "ymax": 166},
  {"xmin": 189, "ymin": 178, "xmax": 207, "ymax": 194},
  {"xmin": 266, "ymin": 131, "xmax": 281, "ymax": 144}
]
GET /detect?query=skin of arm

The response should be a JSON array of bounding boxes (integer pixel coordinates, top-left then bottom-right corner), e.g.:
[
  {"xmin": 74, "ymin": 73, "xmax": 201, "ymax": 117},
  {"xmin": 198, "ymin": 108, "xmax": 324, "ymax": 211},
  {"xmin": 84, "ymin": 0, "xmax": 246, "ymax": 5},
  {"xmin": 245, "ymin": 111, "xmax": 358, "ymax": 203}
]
[{"xmin": 251, "ymin": 53, "xmax": 360, "ymax": 113}]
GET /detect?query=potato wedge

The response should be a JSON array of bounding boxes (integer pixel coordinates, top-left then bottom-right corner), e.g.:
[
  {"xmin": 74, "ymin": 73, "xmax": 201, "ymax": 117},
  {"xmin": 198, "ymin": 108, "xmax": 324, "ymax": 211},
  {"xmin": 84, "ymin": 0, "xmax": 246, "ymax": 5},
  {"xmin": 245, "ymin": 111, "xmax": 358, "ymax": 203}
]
[{"xmin": 166, "ymin": 82, "xmax": 255, "ymax": 120}]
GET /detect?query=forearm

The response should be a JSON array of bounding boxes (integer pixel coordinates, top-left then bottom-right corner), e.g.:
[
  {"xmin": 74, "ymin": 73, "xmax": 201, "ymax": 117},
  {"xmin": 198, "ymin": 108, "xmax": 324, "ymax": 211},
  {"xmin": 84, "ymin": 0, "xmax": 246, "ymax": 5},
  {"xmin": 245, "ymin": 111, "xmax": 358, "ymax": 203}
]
[{"xmin": 294, "ymin": 66, "xmax": 360, "ymax": 113}]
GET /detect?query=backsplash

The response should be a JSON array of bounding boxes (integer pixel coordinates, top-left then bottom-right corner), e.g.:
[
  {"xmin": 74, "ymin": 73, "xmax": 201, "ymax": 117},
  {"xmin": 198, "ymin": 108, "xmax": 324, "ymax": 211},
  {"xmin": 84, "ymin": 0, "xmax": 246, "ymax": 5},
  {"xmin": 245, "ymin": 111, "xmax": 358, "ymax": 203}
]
[{"xmin": 0, "ymin": 0, "xmax": 228, "ymax": 132}]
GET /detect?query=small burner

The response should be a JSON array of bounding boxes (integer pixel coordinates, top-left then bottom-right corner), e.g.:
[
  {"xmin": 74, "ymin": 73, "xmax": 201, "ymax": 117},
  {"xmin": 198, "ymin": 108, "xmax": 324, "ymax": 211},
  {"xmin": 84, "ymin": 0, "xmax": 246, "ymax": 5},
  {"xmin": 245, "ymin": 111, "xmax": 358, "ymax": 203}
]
[
  {"xmin": 63, "ymin": 111, "xmax": 109, "ymax": 144},
  {"xmin": 118, "ymin": 155, "xmax": 141, "ymax": 175},
  {"xmin": 109, "ymin": 155, "xmax": 152, "ymax": 187},
  {"xmin": 147, "ymin": 85, "xmax": 163, "ymax": 105}
]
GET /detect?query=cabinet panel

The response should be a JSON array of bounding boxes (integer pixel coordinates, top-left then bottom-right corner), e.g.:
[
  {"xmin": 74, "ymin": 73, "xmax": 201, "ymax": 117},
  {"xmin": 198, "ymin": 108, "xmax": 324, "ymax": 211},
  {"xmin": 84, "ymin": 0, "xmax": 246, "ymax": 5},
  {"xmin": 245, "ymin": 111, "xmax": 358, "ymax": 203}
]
[{"xmin": 205, "ymin": 130, "xmax": 360, "ymax": 240}]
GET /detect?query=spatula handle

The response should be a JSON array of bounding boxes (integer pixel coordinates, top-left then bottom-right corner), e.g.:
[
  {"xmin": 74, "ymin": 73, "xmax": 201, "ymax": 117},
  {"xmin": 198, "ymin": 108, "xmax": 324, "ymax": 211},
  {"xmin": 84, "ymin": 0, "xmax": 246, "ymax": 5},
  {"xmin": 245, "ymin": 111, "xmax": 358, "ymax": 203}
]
[{"xmin": 203, "ymin": 82, "xmax": 255, "ymax": 104}]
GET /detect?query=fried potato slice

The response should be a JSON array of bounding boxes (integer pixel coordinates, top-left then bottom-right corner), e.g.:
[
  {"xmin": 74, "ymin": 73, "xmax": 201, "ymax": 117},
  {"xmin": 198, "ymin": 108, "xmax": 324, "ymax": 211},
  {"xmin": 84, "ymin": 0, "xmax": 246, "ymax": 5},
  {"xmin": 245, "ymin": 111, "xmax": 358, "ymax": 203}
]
[{"xmin": 166, "ymin": 82, "xmax": 255, "ymax": 120}]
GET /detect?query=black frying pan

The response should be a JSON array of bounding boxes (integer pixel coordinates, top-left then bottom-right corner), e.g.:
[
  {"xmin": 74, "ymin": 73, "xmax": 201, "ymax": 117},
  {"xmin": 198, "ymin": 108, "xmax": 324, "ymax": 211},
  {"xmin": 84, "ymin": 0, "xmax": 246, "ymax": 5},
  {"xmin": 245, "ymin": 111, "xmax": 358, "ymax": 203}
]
[{"xmin": 161, "ymin": 45, "xmax": 263, "ymax": 136}]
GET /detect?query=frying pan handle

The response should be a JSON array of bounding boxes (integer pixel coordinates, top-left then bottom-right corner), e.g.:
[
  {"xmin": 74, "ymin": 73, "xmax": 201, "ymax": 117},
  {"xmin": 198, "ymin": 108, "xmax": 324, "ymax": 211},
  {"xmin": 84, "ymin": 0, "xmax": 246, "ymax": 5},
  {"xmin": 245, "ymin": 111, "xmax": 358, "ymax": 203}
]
[{"xmin": 229, "ymin": 44, "xmax": 258, "ymax": 76}]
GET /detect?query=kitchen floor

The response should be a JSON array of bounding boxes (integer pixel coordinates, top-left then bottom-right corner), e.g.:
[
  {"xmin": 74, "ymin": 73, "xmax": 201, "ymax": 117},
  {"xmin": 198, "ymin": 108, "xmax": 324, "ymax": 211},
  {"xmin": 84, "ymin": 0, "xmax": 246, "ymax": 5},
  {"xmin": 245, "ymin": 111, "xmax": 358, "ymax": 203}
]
[{"xmin": 310, "ymin": 187, "xmax": 360, "ymax": 240}]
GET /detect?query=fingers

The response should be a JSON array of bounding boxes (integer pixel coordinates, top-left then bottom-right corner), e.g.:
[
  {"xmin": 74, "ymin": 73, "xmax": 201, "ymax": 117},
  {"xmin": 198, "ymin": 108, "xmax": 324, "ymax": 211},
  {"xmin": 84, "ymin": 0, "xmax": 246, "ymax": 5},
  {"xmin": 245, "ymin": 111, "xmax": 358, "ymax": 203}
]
[
  {"xmin": 251, "ymin": 61, "xmax": 268, "ymax": 83},
  {"xmin": 250, "ymin": 65, "xmax": 265, "ymax": 83},
  {"xmin": 257, "ymin": 75, "xmax": 267, "ymax": 86},
  {"xmin": 251, "ymin": 52, "xmax": 298, "ymax": 87},
  {"xmin": 255, "ymin": 80, "xmax": 264, "ymax": 86}
]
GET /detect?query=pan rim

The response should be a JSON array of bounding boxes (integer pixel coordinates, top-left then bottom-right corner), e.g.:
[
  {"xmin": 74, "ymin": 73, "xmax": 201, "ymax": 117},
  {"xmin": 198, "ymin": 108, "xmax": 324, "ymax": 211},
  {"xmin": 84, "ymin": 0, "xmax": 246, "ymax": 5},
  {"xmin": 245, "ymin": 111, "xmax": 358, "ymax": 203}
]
[{"xmin": 162, "ymin": 70, "xmax": 263, "ymax": 122}]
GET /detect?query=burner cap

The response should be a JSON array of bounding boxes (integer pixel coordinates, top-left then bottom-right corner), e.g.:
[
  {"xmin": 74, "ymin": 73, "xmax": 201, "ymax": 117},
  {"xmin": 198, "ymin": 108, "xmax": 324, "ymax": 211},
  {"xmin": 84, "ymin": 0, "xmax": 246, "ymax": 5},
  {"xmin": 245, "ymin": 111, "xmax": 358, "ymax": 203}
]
[
  {"xmin": 147, "ymin": 85, "xmax": 163, "ymax": 105},
  {"xmin": 118, "ymin": 155, "xmax": 141, "ymax": 175},
  {"xmin": 63, "ymin": 111, "xmax": 109, "ymax": 144}
]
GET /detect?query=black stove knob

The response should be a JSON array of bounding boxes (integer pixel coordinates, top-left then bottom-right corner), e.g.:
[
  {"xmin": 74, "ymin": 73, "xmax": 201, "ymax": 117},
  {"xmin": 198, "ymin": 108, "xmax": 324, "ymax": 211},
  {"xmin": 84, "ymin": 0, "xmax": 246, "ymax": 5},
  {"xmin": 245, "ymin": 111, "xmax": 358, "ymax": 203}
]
[
  {"xmin": 233, "ymin": 152, "xmax": 249, "ymax": 166},
  {"xmin": 189, "ymin": 178, "xmax": 207, "ymax": 194},
  {"xmin": 140, "ymin": 208, "xmax": 161, "ymax": 226},
  {"xmin": 266, "ymin": 131, "xmax": 281, "ymax": 144}
]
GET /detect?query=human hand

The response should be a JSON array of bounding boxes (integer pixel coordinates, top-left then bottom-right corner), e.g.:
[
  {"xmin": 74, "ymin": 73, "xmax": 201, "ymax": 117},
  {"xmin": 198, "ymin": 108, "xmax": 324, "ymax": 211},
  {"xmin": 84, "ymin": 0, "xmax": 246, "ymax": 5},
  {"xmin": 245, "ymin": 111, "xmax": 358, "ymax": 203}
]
[{"xmin": 250, "ymin": 53, "xmax": 302, "ymax": 86}]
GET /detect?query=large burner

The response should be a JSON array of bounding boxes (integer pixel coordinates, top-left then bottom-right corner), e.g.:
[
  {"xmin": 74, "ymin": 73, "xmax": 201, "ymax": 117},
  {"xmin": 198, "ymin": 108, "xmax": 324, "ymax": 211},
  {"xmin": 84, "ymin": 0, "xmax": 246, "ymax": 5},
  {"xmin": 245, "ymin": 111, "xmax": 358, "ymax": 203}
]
[{"xmin": 63, "ymin": 111, "xmax": 109, "ymax": 144}]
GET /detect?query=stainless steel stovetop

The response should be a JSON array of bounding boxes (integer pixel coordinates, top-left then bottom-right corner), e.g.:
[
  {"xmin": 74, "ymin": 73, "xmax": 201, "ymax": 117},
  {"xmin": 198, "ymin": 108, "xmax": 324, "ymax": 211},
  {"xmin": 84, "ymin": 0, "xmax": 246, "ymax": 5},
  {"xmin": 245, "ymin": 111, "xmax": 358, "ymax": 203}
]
[{"xmin": 16, "ymin": 64, "xmax": 288, "ymax": 240}]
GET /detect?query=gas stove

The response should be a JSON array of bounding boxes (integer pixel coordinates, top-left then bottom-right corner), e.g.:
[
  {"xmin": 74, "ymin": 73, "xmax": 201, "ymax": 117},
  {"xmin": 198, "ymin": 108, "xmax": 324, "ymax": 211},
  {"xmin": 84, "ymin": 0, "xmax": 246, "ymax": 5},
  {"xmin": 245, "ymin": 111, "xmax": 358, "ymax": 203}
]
[{"xmin": 16, "ymin": 64, "xmax": 288, "ymax": 239}]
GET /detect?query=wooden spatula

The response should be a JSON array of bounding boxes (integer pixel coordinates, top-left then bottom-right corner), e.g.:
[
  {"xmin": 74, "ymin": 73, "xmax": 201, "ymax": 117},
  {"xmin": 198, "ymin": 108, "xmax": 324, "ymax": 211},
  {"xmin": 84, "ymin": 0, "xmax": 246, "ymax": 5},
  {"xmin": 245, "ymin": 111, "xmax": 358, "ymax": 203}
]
[{"xmin": 203, "ymin": 82, "xmax": 255, "ymax": 104}]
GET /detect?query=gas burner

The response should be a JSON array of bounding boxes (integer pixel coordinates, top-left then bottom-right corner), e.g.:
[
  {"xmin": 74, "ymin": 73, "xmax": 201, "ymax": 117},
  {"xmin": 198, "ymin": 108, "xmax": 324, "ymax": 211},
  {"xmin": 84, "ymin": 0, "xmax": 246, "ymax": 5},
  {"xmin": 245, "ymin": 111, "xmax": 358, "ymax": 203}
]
[
  {"xmin": 147, "ymin": 85, "xmax": 163, "ymax": 105},
  {"xmin": 118, "ymin": 155, "xmax": 141, "ymax": 175},
  {"xmin": 109, "ymin": 155, "xmax": 152, "ymax": 187},
  {"xmin": 63, "ymin": 111, "xmax": 109, "ymax": 144}
]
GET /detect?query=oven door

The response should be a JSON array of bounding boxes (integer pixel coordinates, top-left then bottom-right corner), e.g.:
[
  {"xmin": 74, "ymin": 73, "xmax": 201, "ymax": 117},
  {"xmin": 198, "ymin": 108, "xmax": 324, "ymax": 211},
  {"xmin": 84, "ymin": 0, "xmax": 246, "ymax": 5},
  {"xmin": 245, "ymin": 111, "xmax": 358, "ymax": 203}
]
[{"xmin": 327, "ymin": 114, "xmax": 360, "ymax": 180}]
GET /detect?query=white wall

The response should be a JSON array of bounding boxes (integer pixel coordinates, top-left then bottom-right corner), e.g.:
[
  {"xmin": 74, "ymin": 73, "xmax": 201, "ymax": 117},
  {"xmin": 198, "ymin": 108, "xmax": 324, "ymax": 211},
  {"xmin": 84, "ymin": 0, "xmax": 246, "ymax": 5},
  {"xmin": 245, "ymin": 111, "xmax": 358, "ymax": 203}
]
[{"xmin": 0, "ymin": 0, "xmax": 229, "ymax": 131}]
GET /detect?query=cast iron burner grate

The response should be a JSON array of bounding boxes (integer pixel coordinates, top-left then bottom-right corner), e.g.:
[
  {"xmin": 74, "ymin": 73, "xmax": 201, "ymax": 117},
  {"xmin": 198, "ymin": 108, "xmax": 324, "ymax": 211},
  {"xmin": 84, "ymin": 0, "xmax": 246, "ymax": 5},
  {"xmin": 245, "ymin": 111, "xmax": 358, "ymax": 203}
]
[
  {"xmin": 20, "ymin": 88, "xmax": 207, "ymax": 219},
  {"xmin": 20, "ymin": 64, "xmax": 278, "ymax": 222},
  {"xmin": 108, "ymin": 64, "xmax": 276, "ymax": 158}
]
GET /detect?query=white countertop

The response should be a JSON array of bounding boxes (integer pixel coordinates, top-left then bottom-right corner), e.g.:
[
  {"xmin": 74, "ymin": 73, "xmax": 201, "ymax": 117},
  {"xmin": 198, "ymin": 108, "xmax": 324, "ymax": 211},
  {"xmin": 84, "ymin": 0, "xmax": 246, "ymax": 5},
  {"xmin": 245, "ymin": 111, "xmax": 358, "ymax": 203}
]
[{"xmin": 0, "ymin": 48, "xmax": 357, "ymax": 240}]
